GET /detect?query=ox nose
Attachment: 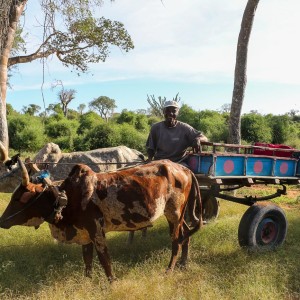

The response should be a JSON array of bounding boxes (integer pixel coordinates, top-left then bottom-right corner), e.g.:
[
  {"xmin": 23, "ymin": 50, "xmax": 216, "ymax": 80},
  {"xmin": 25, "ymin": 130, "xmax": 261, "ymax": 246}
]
[{"xmin": 0, "ymin": 217, "xmax": 11, "ymax": 229}]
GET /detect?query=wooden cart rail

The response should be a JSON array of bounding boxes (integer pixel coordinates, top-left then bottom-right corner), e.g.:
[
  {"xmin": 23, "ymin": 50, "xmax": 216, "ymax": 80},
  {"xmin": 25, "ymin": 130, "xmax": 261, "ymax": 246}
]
[{"xmin": 199, "ymin": 141, "xmax": 300, "ymax": 157}]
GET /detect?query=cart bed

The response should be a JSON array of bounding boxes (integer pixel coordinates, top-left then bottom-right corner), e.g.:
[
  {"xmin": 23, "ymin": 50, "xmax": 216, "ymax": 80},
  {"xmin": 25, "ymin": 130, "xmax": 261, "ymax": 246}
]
[{"xmin": 187, "ymin": 142, "xmax": 300, "ymax": 186}]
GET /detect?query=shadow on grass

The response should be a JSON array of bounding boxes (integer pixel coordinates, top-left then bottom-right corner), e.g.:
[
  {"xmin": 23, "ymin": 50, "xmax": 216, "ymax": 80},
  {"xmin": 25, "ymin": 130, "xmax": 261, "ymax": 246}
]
[
  {"xmin": 0, "ymin": 222, "xmax": 172, "ymax": 294},
  {"xmin": 1, "ymin": 209, "xmax": 300, "ymax": 296},
  {"xmin": 0, "ymin": 241, "xmax": 81, "ymax": 294}
]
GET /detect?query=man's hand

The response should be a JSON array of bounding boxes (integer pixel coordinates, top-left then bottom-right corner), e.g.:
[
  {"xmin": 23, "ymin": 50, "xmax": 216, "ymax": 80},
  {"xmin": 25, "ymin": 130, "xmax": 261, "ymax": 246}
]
[
  {"xmin": 200, "ymin": 134, "xmax": 208, "ymax": 143},
  {"xmin": 145, "ymin": 157, "xmax": 153, "ymax": 163},
  {"xmin": 192, "ymin": 139, "xmax": 201, "ymax": 153},
  {"xmin": 146, "ymin": 149, "xmax": 155, "ymax": 163},
  {"xmin": 192, "ymin": 134, "xmax": 209, "ymax": 153}
]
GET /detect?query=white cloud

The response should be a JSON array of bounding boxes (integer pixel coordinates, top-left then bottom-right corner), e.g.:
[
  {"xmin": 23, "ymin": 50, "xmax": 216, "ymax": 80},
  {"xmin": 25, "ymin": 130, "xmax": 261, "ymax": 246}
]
[{"xmin": 8, "ymin": 0, "xmax": 300, "ymax": 114}]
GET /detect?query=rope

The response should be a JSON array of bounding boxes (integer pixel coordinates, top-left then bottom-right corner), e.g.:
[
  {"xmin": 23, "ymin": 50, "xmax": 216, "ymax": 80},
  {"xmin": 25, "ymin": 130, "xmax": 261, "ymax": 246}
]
[{"xmin": 28, "ymin": 161, "xmax": 143, "ymax": 166}]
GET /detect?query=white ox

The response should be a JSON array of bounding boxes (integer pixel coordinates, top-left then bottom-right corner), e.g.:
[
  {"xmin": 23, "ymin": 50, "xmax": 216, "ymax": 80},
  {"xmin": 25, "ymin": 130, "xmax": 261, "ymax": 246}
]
[{"xmin": 0, "ymin": 143, "xmax": 144, "ymax": 192}]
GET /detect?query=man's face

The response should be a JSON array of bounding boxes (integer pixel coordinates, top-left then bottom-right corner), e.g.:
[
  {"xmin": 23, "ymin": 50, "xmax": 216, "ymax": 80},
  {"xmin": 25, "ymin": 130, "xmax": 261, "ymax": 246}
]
[{"xmin": 163, "ymin": 106, "xmax": 179, "ymax": 127}]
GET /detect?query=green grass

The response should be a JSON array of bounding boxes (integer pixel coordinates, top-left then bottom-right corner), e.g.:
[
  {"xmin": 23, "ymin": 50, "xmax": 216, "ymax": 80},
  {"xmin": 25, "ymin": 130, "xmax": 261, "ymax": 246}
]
[{"xmin": 0, "ymin": 186, "xmax": 300, "ymax": 300}]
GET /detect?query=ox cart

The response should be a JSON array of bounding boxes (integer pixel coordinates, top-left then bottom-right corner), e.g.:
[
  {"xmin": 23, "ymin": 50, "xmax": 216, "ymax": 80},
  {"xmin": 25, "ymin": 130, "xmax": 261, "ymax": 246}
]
[{"xmin": 186, "ymin": 142, "xmax": 300, "ymax": 250}]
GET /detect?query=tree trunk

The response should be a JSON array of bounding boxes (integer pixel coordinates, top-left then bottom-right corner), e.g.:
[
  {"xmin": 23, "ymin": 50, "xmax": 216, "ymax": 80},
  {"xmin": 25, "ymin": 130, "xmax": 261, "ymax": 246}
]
[
  {"xmin": 0, "ymin": 0, "xmax": 27, "ymax": 149},
  {"xmin": 228, "ymin": 0, "xmax": 259, "ymax": 145}
]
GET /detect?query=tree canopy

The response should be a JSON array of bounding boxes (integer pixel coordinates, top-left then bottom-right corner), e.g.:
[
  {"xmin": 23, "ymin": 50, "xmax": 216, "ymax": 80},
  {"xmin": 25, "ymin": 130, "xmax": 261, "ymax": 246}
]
[
  {"xmin": 9, "ymin": 14, "xmax": 134, "ymax": 74},
  {"xmin": 89, "ymin": 96, "xmax": 117, "ymax": 122},
  {"xmin": 0, "ymin": 0, "xmax": 134, "ymax": 148}
]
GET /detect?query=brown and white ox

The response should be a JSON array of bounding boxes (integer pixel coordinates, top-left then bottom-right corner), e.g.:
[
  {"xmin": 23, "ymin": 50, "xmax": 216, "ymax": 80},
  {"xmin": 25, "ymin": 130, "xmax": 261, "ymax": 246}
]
[{"xmin": 0, "ymin": 146, "xmax": 202, "ymax": 282}]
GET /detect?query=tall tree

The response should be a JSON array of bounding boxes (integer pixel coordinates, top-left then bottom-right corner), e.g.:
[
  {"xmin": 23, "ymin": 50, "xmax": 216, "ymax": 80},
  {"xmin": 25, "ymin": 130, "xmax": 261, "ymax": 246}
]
[
  {"xmin": 0, "ymin": 0, "xmax": 26, "ymax": 149},
  {"xmin": 228, "ymin": 0, "xmax": 259, "ymax": 145},
  {"xmin": 52, "ymin": 79, "xmax": 76, "ymax": 117},
  {"xmin": 0, "ymin": 0, "xmax": 134, "ymax": 148},
  {"xmin": 58, "ymin": 89, "xmax": 76, "ymax": 117},
  {"xmin": 89, "ymin": 96, "xmax": 117, "ymax": 122}
]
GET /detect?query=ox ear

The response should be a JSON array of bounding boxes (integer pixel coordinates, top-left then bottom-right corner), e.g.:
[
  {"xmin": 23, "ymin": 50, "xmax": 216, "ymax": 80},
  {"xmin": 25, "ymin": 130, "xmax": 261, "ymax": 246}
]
[
  {"xmin": 80, "ymin": 173, "xmax": 97, "ymax": 210},
  {"xmin": 19, "ymin": 192, "xmax": 35, "ymax": 204},
  {"xmin": 25, "ymin": 157, "xmax": 40, "ymax": 174}
]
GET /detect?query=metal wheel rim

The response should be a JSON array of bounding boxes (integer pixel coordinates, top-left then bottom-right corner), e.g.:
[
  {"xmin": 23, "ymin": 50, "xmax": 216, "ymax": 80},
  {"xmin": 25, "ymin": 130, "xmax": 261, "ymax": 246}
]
[{"xmin": 257, "ymin": 217, "xmax": 278, "ymax": 245}]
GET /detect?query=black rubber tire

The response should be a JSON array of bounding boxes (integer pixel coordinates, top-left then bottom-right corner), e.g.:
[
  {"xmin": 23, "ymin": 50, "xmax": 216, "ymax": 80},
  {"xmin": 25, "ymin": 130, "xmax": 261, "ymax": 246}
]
[
  {"xmin": 201, "ymin": 190, "xmax": 220, "ymax": 222},
  {"xmin": 238, "ymin": 203, "xmax": 288, "ymax": 251}
]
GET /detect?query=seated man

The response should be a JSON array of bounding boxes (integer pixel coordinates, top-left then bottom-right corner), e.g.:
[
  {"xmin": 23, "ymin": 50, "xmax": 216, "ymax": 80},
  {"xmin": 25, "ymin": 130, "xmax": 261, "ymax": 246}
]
[{"xmin": 146, "ymin": 100, "xmax": 208, "ymax": 164}]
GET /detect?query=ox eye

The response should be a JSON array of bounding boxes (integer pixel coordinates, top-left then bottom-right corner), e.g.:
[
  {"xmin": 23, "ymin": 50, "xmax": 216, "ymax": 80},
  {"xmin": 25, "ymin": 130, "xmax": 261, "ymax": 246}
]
[{"xmin": 19, "ymin": 192, "xmax": 34, "ymax": 204}]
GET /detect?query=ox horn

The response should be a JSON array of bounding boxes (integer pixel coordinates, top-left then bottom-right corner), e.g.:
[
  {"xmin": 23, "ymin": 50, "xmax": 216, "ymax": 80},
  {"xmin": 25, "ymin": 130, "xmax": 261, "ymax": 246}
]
[
  {"xmin": 25, "ymin": 157, "xmax": 40, "ymax": 173},
  {"xmin": 0, "ymin": 141, "xmax": 9, "ymax": 163},
  {"xmin": 18, "ymin": 157, "xmax": 30, "ymax": 186}
]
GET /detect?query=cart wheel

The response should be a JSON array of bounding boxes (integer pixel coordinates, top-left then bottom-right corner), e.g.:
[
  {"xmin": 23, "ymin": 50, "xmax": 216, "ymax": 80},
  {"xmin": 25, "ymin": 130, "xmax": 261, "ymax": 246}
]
[
  {"xmin": 238, "ymin": 204, "xmax": 288, "ymax": 250},
  {"xmin": 201, "ymin": 190, "xmax": 220, "ymax": 222}
]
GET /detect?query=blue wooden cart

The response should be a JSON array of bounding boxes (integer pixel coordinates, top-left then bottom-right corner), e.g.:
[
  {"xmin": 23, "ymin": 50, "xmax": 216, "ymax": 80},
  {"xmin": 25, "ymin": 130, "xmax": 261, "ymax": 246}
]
[{"xmin": 186, "ymin": 142, "xmax": 300, "ymax": 250}]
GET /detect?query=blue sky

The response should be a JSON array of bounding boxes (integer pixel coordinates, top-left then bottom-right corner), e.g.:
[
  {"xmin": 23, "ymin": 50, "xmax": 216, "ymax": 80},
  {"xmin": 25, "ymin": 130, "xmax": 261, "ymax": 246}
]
[{"xmin": 6, "ymin": 0, "xmax": 300, "ymax": 115}]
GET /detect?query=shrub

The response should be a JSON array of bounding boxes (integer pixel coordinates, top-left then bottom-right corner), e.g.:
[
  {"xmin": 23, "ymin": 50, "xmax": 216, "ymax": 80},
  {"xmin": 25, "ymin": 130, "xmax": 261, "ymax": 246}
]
[
  {"xmin": 81, "ymin": 123, "xmax": 121, "ymax": 150},
  {"xmin": 8, "ymin": 115, "xmax": 45, "ymax": 152},
  {"xmin": 77, "ymin": 111, "xmax": 104, "ymax": 135},
  {"xmin": 44, "ymin": 119, "xmax": 79, "ymax": 151},
  {"xmin": 45, "ymin": 120, "xmax": 78, "ymax": 139},
  {"xmin": 241, "ymin": 113, "xmax": 272, "ymax": 143},
  {"xmin": 117, "ymin": 123, "xmax": 148, "ymax": 153}
]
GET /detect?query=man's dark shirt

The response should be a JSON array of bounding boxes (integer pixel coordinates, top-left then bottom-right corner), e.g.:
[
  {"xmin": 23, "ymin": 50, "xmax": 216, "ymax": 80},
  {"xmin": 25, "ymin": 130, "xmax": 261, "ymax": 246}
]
[{"xmin": 146, "ymin": 121, "xmax": 202, "ymax": 162}]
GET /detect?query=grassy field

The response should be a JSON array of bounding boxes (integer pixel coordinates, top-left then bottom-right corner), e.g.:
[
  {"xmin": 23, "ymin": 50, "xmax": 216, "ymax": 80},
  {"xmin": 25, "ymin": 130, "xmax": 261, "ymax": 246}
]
[{"xmin": 0, "ymin": 186, "xmax": 300, "ymax": 300}]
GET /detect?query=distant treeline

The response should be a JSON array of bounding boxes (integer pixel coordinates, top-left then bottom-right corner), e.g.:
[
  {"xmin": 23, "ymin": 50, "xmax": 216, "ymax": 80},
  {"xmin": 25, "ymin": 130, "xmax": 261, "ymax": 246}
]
[{"xmin": 6, "ymin": 103, "xmax": 300, "ymax": 154}]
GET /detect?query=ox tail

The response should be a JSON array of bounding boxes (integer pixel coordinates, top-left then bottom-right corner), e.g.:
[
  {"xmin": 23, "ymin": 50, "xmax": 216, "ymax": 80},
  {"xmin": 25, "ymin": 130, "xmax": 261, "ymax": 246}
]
[{"xmin": 179, "ymin": 172, "xmax": 202, "ymax": 243}]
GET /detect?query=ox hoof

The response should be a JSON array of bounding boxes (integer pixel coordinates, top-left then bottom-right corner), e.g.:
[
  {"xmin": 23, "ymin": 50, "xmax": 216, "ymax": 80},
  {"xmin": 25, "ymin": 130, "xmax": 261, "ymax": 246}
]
[
  {"xmin": 84, "ymin": 270, "xmax": 92, "ymax": 278},
  {"xmin": 165, "ymin": 267, "xmax": 174, "ymax": 275},
  {"xmin": 108, "ymin": 276, "xmax": 117, "ymax": 284},
  {"xmin": 176, "ymin": 260, "xmax": 188, "ymax": 270}
]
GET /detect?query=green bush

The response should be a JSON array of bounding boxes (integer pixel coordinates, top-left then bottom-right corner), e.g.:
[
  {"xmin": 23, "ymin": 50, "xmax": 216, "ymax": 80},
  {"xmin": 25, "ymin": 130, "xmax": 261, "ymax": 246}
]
[
  {"xmin": 266, "ymin": 114, "xmax": 295, "ymax": 144},
  {"xmin": 54, "ymin": 136, "xmax": 75, "ymax": 151},
  {"xmin": 117, "ymin": 123, "xmax": 148, "ymax": 153},
  {"xmin": 79, "ymin": 123, "xmax": 147, "ymax": 152},
  {"xmin": 8, "ymin": 115, "xmax": 45, "ymax": 152},
  {"xmin": 81, "ymin": 123, "xmax": 121, "ymax": 150},
  {"xmin": 190, "ymin": 110, "xmax": 229, "ymax": 142},
  {"xmin": 117, "ymin": 110, "xmax": 150, "ymax": 132},
  {"xmin": 77, "ymin": 111, "xmax": 104, "ymax": 135},
  {"xmin": 45, "ymin": 119, "xmax": 78, "ymax": 139},
  {"xmin": 6, "ymin": 104, "xmax": 300, "ymax": 153},
  {"xmin": 135, "ymin": 114, "xmax": 150, "ymax": 132},
  {"xmin": 147, "ymin": 115, "xmax": 162, "ymax": 126},
  {"xmin": 44, "ymin": 119, "xmax": 79, "ymax": 151},
  {"xmin": 241, "ymin": 113, "xmax": 272, "ymax": 143},
  {"xmin": 178, "ymin": 104, "xmax": 199, "ymax": 129},
  {"xmin": 117, "ymin": 110, "xmax": 136, "ymax": 126}
]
